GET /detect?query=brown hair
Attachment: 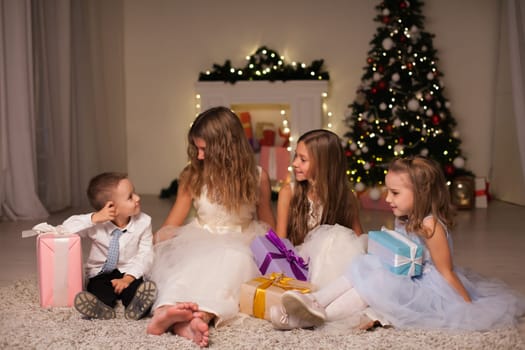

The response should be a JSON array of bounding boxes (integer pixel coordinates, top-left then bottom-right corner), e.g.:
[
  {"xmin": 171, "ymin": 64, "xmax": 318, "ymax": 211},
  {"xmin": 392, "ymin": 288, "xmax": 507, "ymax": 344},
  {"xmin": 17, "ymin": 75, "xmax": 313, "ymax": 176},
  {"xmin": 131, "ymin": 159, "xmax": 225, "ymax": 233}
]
[
  {"xmin": 179, "ymin": 106, "xmax": 259, "ymax": 212},
  {"xmin": 388, "ymin": 156, "xmax": 456, "ymax": 238},
  {"xmin": 288, "ymin": 129, "xmax": 360, "ymax": 245},
  {"xmin": 87, "ymin": 172, "xmax": 128, "ymax": 210}
]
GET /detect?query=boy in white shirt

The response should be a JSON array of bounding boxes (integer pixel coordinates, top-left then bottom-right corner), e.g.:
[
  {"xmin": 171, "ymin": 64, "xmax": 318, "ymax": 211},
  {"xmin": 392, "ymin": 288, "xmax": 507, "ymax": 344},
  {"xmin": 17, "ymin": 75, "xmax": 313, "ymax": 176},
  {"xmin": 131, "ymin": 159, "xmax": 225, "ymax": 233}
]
[{"xmin": 62, "ymin": 172, "xmax": 156, "ymax": 320}]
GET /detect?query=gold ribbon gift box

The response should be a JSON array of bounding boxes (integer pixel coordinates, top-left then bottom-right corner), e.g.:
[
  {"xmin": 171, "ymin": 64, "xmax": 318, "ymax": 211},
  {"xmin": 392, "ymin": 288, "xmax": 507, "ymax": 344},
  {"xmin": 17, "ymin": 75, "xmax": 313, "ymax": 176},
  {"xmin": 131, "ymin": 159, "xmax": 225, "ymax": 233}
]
[{"xmin": 239, "ymin": 273, "xmax": 316, "ymax": 321}]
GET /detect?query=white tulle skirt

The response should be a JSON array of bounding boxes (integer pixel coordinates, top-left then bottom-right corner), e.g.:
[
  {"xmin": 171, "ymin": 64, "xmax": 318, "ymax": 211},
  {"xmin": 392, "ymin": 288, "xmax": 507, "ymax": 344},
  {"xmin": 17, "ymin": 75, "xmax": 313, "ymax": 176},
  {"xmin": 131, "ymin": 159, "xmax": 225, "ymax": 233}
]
[
  {"xmin": 297, "ymin": 224, "xmax": 368, "ymax": 288},
  {"xmin": 147, "ymin": 220, "xmax": 268, "ymax": 326}
]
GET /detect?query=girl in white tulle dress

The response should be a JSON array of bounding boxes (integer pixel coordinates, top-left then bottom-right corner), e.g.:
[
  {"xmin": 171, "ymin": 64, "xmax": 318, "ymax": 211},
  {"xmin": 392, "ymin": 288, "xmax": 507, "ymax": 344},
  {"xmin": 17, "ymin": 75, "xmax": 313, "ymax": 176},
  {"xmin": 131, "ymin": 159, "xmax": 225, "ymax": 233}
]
[
  {"xmin": 145, "ymin": 107, "xmax": 275, "ymax": 347},
  {"xmin": 274, "ymin": 129, "xmax": 367, "ymax": 289},
  {"xmin": 275, "ymin": 156, "xmax": 525, "ymax": 331}
]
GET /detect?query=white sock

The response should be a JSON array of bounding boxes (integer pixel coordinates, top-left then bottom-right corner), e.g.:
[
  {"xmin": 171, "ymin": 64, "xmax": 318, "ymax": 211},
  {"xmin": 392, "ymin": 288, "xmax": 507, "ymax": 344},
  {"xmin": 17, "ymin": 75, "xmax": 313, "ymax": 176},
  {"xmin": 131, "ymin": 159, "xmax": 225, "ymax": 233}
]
[
  {"xmin": 311, "ymin": 276, "xmax": 353, "ymax": 307},
  {"xmin": 325, "ymin": 288, "xmax": 367, "ymax": 322}
]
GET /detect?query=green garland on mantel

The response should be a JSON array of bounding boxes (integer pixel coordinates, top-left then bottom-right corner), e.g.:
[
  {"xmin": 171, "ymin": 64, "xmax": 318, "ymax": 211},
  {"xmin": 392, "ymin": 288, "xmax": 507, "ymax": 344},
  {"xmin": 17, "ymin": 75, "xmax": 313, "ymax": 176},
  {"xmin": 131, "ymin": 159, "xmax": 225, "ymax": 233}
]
[{"xmin": 198, "ymin": 46, "xmax": 330, "ymax": 84}]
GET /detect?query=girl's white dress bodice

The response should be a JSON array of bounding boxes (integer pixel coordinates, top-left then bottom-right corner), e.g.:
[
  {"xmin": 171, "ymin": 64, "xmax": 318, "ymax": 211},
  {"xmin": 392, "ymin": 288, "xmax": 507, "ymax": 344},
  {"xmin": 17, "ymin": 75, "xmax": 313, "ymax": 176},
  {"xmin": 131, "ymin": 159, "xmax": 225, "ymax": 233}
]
[{"xmin": 147, "ymin": 189, "xmax": 268, "ymax": 326}]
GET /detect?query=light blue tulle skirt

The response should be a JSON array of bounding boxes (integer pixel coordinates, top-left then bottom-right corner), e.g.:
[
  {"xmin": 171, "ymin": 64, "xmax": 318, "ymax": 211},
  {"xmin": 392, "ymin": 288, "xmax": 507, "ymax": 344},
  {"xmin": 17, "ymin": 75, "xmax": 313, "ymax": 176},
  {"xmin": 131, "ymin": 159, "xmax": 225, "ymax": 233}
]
[{"xmin": 347, "ymin": 254, "xmax": 525, "ymax": 331}]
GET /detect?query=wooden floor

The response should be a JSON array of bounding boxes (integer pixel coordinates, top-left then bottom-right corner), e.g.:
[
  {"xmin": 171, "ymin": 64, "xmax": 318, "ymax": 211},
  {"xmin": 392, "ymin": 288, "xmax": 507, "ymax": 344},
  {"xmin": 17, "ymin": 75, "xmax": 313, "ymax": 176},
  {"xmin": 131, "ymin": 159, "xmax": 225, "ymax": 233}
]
[{"xmin": 1, "ymin": 195, "xmax": 524, "ymax": 336}]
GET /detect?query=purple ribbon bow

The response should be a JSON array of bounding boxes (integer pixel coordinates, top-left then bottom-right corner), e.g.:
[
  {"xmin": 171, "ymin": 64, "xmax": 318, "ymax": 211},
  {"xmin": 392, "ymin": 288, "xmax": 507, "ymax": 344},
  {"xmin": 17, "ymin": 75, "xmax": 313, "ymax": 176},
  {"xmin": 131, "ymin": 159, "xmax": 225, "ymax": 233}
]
[{"xmin": 259, "ymin": 229, "xmax": 309, "ymax": 281}]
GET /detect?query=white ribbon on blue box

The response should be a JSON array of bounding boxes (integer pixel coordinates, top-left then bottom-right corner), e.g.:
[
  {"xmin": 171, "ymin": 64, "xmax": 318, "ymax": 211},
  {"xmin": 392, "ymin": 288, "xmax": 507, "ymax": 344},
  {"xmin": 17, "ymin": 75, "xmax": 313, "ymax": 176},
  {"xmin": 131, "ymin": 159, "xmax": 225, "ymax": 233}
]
[{"xmin": 368, "ymin": 227, "xmax": 423, "ymax": 277}]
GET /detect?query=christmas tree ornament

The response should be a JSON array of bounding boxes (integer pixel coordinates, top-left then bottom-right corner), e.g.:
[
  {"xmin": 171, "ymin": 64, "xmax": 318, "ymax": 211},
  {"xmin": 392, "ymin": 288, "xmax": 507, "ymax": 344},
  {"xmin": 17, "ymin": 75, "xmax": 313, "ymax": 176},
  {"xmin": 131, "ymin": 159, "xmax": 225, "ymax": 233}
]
[
  {"xmin": 453, "ymin": 156, "xmax": 465, "ymax": 169},
  {"xmin": 382, "ymin": 37, "xmax": 395, "ymax": 50},
  {"xmin": 391, "ymin": 73, "xmax": 400, "ymax": 82},
  {"xmin": 355, "ymin": 182, "xmax": 366, "ymax": 192},
  {"xmin": 368, "ymin": 187, "xmax": 382, "ymax": 201},
  {"xmin": 407, "ymin": 98, "xmax": 419, "ymax": 111}
]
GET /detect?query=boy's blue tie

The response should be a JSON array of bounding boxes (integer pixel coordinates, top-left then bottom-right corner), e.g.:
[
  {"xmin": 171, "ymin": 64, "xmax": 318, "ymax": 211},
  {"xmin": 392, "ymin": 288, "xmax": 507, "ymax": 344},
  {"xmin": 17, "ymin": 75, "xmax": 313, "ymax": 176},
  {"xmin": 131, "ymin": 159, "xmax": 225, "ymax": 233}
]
[{"xmin": 101, "ymin": 228, "xmax": 125, "ymax": 273}]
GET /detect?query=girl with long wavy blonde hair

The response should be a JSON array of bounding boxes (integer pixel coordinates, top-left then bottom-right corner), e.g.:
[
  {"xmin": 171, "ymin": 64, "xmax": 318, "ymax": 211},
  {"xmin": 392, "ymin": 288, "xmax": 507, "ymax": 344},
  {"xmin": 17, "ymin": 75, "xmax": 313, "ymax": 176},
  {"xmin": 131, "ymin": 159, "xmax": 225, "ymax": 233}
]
[{"xmin": 146, "ymin": 106, "xmax": 275, "ymax": 347}]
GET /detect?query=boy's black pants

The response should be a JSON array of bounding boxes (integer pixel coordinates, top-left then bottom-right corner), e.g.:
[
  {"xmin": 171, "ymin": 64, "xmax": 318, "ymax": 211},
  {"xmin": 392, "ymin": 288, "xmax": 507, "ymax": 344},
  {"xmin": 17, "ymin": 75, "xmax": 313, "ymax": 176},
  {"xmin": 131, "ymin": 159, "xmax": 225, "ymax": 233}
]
[{"xmin": 87, "ymin": 269, "xmax": 143, "ymax": 308}]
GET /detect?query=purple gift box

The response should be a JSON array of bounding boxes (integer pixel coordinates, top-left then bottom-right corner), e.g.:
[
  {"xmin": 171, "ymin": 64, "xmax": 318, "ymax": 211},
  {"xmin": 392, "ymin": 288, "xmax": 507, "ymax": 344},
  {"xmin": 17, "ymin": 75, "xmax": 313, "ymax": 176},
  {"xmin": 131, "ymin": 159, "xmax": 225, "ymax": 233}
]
[{"xmin": 250, "ymin": 229, "xmax": 308, "ymax": 281}]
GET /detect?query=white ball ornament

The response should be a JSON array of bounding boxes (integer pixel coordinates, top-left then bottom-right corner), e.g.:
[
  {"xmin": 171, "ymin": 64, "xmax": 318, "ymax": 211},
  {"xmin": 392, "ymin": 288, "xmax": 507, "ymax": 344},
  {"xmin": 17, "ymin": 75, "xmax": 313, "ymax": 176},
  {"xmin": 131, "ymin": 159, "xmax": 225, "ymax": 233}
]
[
  {"xmin": 445, "ymin": 101, "xmax": 451, "ymax": 108},
  {"xmin": 420, "ymin": 148, "xmax": 429, "ymax": 157},
  {"xmin": 362, "ymin": 146, "xmax": 369, "ymax": 154},
  {"xmin": 368, "ymin": 187, "xmax": 382, "ymax": 201},
  {"xmin": 350, "ymin": 143, "xmax": 358, "ymax": 151},
  {"xmin": 363, "ymin": 162, "xmax": 371, "ymax": 170},
  {"xmin": 379, "ymin": 102, "xmax": 387, "ymax": 111},
  {"xmin": 355, "ymin": 182, "xmax": 366, "ymax": 192},
  {"xmin": 426, "ymin": 109, "xmax": 433, "ymax": 117},
  {"xmin": 378, "ymin": 137, "xmax": 385, "ymax": 146},
  {"xmin": 453, "ymin": 157, "xmax": 465, "ymax": 169},
  {"xmin": 392, "ymin": 73, "xmax": 400, "ymax": 82},
  {"xmin": 427, "ymin": 72, "xmax": 434, "ymax": 80},
  {"xmin": 393, "ymin": 118, "xmax": 402, "ymax": 127},
  {"xmin": 407, "ymin": 98, "xmax": 419, "ymax": 111},
  {"xmin": 453, "ymin": 130, "xmax": 460, "ymax": 138},
  {"xmin": 373, "ymin": 72, "xmax": 382, "ymax": 81},
  {"xmin": 382, "ymin": 8, "xmax": 390, "ymax": 16},
  {"xmin": 382, "ymin": 37, "xmax": 394, "ymax": 51}
]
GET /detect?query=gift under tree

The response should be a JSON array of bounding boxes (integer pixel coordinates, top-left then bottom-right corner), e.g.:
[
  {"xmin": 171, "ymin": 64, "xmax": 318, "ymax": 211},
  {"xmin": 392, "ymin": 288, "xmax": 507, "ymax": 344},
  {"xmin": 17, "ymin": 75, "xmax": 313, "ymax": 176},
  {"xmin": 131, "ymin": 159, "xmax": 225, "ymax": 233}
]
[{"xmin": 344, "ymin": 0, "xmax": 473, "ymax": 199}]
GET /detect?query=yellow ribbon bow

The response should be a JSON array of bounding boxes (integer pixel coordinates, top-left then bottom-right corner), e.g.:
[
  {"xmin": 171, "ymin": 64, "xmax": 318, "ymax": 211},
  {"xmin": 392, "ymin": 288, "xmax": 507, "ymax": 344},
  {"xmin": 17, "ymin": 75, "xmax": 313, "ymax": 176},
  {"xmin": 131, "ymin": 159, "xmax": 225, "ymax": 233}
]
[{"xmin": 252, "ymin": 272, "xmax": 311, "ymax": 319}]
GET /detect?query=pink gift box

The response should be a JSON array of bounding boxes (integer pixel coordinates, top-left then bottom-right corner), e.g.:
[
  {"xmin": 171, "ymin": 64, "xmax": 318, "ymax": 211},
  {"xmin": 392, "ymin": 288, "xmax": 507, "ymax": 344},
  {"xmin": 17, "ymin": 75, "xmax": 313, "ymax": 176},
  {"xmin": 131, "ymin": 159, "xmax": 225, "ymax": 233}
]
[
  {"xmin": 250, "ymin": 230, "xmax": 308, "ymax": 281},
  {"xmin": 259, "ymin": 146, "xmax": 290, "ymax": 182},
  {"xmin": 37, "ymin": 233, "xmax": 83, "ymax": 307}
]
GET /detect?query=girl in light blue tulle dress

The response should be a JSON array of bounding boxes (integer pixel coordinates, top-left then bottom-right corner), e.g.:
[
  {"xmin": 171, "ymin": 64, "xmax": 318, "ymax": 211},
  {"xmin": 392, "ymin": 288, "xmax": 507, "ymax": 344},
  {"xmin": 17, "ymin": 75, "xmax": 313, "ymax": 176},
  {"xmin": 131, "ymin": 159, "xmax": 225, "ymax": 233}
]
[
  {"xmin": 274, "ymin": 156, "xmax": 525, "ymax": 331},
  {"xmin": 145, "ymin": 107, "xmax": 275, "ymax": 347}
]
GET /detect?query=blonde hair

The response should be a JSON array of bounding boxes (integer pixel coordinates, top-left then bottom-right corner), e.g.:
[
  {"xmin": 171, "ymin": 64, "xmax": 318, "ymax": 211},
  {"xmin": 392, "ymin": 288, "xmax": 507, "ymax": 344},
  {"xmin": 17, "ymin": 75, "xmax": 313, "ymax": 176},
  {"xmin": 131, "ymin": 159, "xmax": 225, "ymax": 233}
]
[
  {"xmin": 288, "ymin": 129, "xmax": 360, "ymax": 245},
  {"xmin": 388, "ymin": 156, "xmax": 456, "ymax": 238},
  {"xmin": 180, "ymin": 106, "xmax": 259, "ymax": 212}
]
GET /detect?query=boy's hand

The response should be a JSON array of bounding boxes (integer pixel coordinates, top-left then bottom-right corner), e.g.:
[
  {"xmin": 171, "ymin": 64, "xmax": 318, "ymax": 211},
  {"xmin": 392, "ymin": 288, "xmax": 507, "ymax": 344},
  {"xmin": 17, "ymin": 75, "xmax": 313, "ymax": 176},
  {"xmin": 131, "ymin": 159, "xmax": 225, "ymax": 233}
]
[
  {"xmin": 111, "ymin": 275, "xmax": 134, "ymax": 294},
  {"xmin": 91, "ymin": 201, "xmax": 117, "ymax": 224}
]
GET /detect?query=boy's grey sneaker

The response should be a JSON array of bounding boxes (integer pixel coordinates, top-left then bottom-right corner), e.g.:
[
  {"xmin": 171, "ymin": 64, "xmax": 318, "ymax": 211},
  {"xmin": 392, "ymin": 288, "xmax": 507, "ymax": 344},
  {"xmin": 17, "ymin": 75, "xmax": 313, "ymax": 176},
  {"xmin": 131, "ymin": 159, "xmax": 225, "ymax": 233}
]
[
  {"xmin": 74, "ymin": 291, "xmax": 116, "ymax": 319},
  {"xmin": 125, "ymin": 280, "xmax": 157, "ymax": 320}
]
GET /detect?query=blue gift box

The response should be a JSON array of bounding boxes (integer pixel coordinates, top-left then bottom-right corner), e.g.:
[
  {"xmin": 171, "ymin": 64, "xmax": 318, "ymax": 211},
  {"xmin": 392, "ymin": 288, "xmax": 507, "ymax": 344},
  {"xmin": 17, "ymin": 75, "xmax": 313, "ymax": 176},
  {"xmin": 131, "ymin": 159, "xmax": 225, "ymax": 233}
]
[
  {"xmin": 368, "ymin": 228, "xmax": 423, "ymax": 277},
  {"xmin": 250, "ymin": 230, "xmax": 309, "ymax": 281}
]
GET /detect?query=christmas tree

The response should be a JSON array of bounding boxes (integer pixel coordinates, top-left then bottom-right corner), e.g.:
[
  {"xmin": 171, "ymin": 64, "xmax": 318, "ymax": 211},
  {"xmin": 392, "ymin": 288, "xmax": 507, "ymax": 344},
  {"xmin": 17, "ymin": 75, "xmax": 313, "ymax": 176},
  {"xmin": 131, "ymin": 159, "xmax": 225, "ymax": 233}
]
[{"xmin": 344, "ymin": 0, "xmax": 472, "ymax": 192}]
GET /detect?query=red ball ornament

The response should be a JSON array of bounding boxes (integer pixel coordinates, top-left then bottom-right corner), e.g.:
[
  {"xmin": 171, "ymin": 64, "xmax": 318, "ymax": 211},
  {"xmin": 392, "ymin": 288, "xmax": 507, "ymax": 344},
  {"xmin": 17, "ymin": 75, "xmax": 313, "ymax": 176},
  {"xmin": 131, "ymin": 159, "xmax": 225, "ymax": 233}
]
[
  {"xmin": 407, "ymin": 62, "xmax": 413, "ymax": 69},
  {"xmin": 378, "ymin": 80, "xmax": 386, "ymax": 90},
  {"xmin": 367, "ymin": 57, "xmax": 374, "ymax": 64},
  {"xmin": 398, "ymin": 137, "xmax": 404, "ymax": 144},
  {"xmin": 385, "ymin": 124, "xmax": 393, "ymax": 132},
  {"xmin": 432, "ymin": 115, "xmax": 440, "ymax": 125},
  {"xmin": 371, "ymin": 87, "xmax": 378, "ymax": 94},
  {"xmin": 400, "ymin": 1, "xmax": 407, "ymax": 9},
  {"xmin": 399, "ymin": 35, "xmax": 407, "ymax": 43},
  {"xmin": 445, "ymin": 164, "xmax": 455, "ymax": 176},
  {"xmin": 345, "ymin": 150, "xmax": 353, "ymax": 157},
  {"xmin": 378, "ymin": 65, "xmax": 385, "ymax": 73},
  {"xmin": 382, "ymin": 16, "xmax": 390, "ymax": 24}
]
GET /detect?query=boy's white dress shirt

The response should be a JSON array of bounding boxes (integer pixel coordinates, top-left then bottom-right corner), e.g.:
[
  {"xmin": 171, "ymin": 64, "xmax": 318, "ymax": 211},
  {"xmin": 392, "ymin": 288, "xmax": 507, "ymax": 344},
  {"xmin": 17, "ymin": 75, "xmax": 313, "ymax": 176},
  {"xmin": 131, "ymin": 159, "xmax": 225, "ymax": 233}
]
[{"xmin": 62, "ymin": 212, "xmax": 153, "ymax": 279}]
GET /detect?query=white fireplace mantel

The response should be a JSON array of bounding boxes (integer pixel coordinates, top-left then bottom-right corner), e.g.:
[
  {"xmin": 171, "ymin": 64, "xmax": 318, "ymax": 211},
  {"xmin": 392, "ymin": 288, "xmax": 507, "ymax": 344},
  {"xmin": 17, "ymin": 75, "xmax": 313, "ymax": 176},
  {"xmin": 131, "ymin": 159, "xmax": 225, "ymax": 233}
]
[{"xmin": 195, "ymin": 80, "xmax": 329, "ymax": 148}]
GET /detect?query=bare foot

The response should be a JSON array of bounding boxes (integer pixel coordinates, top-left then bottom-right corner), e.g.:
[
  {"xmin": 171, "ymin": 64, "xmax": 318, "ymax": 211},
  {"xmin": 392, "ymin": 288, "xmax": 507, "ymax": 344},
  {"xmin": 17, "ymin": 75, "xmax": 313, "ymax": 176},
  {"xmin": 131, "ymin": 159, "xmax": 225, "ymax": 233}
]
[
  {"xmin": 146, "ymin": 303, "xmax": 198, "ymax": 335},
  {"xmin": 173, "ymin": 311, "xmax": 211, "ymax": 347}
]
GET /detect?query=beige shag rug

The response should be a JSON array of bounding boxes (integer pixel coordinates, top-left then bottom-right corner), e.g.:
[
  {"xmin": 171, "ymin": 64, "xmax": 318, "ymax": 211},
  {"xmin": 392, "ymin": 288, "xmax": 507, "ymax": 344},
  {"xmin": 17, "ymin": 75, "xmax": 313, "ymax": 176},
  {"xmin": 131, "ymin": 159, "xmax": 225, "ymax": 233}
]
[{"xmin": 0, "ymin": 278, "xmax": 524, "ymax": 350}]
